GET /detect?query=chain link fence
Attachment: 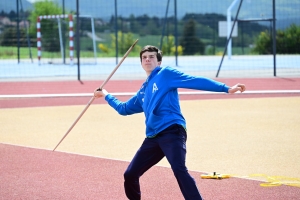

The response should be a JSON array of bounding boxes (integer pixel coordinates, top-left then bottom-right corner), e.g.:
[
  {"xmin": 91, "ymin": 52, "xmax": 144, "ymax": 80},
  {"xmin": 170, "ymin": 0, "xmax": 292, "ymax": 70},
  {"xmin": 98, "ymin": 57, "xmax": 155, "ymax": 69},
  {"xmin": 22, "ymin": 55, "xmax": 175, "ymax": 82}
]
[{"xmin": 0, "ymin": 0, "xmax": 299, "ymax": 80}]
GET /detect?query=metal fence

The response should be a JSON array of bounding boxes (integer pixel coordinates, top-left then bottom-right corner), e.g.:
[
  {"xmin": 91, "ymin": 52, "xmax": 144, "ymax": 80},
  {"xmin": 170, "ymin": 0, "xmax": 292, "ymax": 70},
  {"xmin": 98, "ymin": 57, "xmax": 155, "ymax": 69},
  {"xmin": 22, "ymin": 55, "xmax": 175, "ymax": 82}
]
[{"xmin": 0, "ymin": 0, "xmax": 299, "ymax": 80}]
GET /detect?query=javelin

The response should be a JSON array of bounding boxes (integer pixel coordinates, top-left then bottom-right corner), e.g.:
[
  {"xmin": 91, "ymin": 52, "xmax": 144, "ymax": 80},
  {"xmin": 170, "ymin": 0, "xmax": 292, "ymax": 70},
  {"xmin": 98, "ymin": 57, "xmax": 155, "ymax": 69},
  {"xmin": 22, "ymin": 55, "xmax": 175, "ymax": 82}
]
[{"xmin": 53, "ymin": 39, "xmax": 139, "ymax": 151}]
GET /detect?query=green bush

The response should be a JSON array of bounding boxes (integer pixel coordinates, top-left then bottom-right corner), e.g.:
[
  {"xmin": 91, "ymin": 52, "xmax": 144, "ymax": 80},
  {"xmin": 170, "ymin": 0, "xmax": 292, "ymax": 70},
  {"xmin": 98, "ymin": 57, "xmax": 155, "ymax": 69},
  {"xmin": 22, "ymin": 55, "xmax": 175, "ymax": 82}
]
[
  {"xmin": 276, "ymin": 24, "xmax": 300, "ymax": 54},
  {"xmin": 161, "ymin": 35, "xmax": 182, "ymax": 56},
  {"xmin": 0, "ymin": 27, "xmax": 32, "ymax": 47},
  {"xmin": 110, "ymin": 31, "xmax": 141, "ymax": 54},
  {"xmin": 253, "ymin": 24, "xmax": 300, "ymax": 54},
  {"xmin": 180, "ymin": 19, "xmax": 205, "ymax": 55}
]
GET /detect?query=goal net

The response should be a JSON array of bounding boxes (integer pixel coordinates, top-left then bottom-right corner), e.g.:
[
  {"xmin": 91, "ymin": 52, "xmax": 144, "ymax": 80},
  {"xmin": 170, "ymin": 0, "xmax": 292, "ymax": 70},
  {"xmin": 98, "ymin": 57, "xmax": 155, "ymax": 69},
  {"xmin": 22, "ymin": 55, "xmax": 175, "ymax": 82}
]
[{"xmin": 37, "ymin": 14, "xmax": 97, "ymax": 65}]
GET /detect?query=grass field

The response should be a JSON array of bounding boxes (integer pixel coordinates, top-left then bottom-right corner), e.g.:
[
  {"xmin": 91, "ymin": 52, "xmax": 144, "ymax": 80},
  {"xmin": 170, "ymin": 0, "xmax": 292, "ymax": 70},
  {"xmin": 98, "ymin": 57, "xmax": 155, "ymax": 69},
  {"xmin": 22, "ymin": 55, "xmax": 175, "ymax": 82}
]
[{"xmin": 0, "ymin": 33, "xmax": 253, "ymax": 59}]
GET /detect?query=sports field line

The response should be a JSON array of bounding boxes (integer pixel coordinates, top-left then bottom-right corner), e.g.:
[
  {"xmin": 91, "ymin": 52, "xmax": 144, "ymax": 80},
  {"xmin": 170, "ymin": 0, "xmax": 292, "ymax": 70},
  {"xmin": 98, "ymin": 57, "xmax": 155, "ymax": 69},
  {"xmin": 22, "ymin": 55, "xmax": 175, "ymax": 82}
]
[{"xmin": 1, "ymin": 90, "xmax": 300, "ymax": 98}]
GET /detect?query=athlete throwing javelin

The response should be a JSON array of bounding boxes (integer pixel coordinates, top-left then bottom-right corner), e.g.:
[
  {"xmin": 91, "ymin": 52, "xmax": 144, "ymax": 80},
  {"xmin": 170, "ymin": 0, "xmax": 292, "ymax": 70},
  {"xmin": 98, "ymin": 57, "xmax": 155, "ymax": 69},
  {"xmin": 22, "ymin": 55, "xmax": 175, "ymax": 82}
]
[{"xmin": 94, "ymin": 45, "xmax": 246, "ymax": 200}]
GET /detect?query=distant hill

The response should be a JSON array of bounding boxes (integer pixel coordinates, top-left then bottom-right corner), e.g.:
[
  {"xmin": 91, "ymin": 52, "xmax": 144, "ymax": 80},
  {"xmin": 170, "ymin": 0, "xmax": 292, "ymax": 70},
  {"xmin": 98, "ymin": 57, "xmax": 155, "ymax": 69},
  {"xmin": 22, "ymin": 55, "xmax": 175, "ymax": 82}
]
[
  {"xmin": 1, "ymin": 0, "xmax": 299, "ymax": 29},
  {"xmin": 45, "ymin": 0, "xmax": 300, "ymax": 21},
  {"xmin": 53, "ymin": 0, "xmax": 300, "ymax": 29},
  {"xmin": 0, "ymin": 1, "xmax": 32, "ymax": 12}
]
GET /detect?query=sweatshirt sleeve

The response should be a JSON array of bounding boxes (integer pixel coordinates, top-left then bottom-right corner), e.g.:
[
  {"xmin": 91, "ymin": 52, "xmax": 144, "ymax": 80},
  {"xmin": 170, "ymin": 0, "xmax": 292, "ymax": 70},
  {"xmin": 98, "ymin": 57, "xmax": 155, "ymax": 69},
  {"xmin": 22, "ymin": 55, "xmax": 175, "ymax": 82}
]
[
  {"xmin": 105, "ymin": 93, "xmax": 143, "ymax": 115},
  {"xmin": 166, "ymin": 67, "xmax": 230, "ymax": 93}
]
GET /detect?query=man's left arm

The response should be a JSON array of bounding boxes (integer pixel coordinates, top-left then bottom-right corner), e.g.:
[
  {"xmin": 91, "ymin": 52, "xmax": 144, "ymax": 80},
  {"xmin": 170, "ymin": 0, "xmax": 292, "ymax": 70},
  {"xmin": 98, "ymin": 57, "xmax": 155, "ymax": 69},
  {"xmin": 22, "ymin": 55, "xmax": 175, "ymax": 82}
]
[{"xmin": 167, "ymin": 68, "xmax": 246, "ymax": 93}]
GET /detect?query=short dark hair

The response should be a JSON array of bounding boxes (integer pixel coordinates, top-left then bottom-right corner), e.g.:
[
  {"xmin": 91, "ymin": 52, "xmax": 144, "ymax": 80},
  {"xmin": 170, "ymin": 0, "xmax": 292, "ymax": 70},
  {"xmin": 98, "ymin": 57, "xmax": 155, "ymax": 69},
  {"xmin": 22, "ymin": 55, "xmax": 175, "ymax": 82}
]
[{"xmin": 139, "ymin": 45, "xmax": 163, "ymax": 62}]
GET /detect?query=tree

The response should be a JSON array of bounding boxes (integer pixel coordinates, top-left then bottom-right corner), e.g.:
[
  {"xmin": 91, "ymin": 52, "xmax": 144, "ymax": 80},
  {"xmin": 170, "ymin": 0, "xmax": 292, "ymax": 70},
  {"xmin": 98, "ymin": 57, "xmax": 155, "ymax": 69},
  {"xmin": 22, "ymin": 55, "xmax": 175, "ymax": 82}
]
[
  {"xmin": 0, "ymin": 28, "xmax": 28, "ymax": 47},
  {"xmin": 253, "ymin": 24, "xmax": 300, "ymax": 54},
  {"xmin": 111, "ymin": 31, "xmax": 140, "ymax": 54},
  {"xmin": 8, "ymin": 11, "xmax": 17, "ymax": 21},
  {"xmin": 276, "ymin": 24, "xmax": 300, "ymax": 54},
  {"xmin": 162, "ymin": 35, "xmax": 182, "ymax": 55},
  {"xmin": 28, "ymin": 0, "xmax": 63, "ymax": 52},
  {"xmin": 180, "ymin": 19, "xmax": 205, "ymax": 55},
  {"xmin": 162, "ymin": 35, "xmax": 175, "ymax": 55},
  {"xmin": 128, "ymin": 14, "xmax": 142, "ymax": 33}
]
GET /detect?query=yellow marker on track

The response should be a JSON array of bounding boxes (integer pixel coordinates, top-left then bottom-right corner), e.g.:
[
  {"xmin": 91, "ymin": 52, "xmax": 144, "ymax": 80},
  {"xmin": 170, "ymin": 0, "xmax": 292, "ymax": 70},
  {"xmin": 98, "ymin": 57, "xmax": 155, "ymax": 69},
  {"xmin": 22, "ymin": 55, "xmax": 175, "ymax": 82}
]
[
  {"xmin": 201, "ymin": 173, "xmax": 300, "ymax": 188},
  {"xmin": 201, "ymin": 172, "xmax": 232, "ymax": 179}
]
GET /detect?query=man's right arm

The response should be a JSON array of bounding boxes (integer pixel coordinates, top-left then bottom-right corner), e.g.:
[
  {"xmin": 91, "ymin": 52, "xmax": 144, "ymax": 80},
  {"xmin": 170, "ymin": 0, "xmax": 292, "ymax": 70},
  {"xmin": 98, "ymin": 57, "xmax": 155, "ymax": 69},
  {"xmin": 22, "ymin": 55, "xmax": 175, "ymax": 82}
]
[
  {"xmin": 94, "ymin": 88, "xmax": 109, "ymax": 98},
  {"xmin": 94, "ymin": 88, "xmax": 143, "ymax": 115}
]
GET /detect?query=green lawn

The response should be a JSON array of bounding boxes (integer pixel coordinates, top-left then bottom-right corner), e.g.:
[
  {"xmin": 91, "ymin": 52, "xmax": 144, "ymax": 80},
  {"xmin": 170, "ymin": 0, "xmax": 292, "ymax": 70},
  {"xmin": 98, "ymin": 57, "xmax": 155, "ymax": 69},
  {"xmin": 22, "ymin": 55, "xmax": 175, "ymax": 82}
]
[
  {"xmin": 0, "ymin": 34, "xmax": 254, "ymax": 59},
  {"xmin": 0, "ymin": 46, "xmax": 36, "ymax": 59}
]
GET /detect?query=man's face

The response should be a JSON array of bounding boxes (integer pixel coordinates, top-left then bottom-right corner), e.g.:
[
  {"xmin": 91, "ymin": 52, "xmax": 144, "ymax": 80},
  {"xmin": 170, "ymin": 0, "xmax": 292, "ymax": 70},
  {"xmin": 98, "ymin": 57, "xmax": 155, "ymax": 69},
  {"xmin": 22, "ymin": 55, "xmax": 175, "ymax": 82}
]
[{"xmin": 141, "ymin": 51, "xmax": 161, "ymax": 76}]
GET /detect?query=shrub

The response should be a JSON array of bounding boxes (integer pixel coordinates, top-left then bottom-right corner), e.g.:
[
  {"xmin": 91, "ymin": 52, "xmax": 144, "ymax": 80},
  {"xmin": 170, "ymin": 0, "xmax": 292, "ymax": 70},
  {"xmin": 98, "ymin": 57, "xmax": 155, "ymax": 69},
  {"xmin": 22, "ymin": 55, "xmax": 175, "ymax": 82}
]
[
  {"xmin": 0, "ymin": 27, "xmax": 30, "ymax": 47},
  {"xmin": 180, "ymin": 19, "xmax": 205, "ymax": 55},
  {"xmin": 98, "ymin": 43, "xmax": 109, "ymax": 54},
  {"xmin": 253, "ymin": 24, "xmax": 300, "ymax": 54},
  {"xmin": 110, "ymin": 31, "xmax": 140, "ymax": 54},
  {"xmin": 161, "ymin": 35, "xmax": 182, "ymax": 56},
  {"xmin": 171, "ymin": 45, "xmax": 183, "ymax": 55}
]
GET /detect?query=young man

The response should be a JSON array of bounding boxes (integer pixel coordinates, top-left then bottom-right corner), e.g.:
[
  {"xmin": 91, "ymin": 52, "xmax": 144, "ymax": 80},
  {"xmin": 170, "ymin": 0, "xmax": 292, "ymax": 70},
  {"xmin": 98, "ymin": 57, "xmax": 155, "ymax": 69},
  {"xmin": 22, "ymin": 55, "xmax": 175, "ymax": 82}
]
[{"xmin": 94, "ymin": 45, "xmax": 246, "ymax": 200}]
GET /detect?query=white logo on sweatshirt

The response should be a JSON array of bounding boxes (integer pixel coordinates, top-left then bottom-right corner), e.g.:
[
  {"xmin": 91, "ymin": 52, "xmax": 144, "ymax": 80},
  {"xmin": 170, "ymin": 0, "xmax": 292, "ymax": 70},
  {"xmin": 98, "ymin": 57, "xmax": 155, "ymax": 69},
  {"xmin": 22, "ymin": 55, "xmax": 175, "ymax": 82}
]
[{"xmin": 152, "ymin": 83, "xmax": 158, "ymax": 93}]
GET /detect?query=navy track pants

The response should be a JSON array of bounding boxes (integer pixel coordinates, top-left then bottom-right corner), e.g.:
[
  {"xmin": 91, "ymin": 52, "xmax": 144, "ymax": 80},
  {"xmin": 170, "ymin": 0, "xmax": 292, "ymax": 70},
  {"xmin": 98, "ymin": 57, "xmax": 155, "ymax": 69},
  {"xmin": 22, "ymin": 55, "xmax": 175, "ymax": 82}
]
[{"xmin": 123, "ymin": 124, "xmax": 203, "ymax": 200}]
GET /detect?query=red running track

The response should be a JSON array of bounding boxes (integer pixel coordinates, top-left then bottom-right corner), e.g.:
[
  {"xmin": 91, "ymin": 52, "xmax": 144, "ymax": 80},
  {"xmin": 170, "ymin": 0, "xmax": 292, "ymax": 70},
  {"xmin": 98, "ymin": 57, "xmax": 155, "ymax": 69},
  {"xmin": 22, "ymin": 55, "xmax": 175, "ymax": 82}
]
[
  {"xmin": 1, "ymin": 77, "xmax": 300, "ymax": 108},
  {"xmin": 1, "ymin": 77, "xmax": 300, "ymax": 199},
  {"xmin": 1, "ymin": 143, "xmax": 300, "ymax": 200}
]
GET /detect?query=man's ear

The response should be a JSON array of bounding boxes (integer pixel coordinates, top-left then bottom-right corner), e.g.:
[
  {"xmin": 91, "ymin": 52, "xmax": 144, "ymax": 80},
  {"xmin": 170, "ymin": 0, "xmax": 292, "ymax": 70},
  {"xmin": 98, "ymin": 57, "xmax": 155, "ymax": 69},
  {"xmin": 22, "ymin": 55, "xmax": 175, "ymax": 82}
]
[{"xmin": 158, "ymin": 61, "xmax": 162, "ymax": 66}]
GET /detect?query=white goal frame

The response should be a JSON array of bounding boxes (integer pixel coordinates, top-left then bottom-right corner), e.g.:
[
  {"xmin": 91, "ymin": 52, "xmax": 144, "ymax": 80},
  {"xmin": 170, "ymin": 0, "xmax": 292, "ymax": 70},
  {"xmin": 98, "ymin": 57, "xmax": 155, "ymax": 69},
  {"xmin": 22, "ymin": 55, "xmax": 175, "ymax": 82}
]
[
  {"xmin": 37, "ymin": 14, "xmax": 97, "ymax": 65},
  {"xmin": 37, "ymin": 14, "xmax": 74, "ymax": 65}
]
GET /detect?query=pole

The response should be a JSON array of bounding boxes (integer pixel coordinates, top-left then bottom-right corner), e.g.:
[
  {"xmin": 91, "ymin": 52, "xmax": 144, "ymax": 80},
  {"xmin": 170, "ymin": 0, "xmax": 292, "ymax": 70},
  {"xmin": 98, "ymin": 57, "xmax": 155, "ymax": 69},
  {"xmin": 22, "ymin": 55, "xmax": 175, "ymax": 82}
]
[
  {"xmin": 272, "ymin": 0, "xmax": 277, "ymax": 76},
  {"xmin": 174, "ymin": 0, "xmax": 178, "ymax": 66},
  {"xmin": 216, "ymin": 0, "xmax": 243, "ymax": 77},
  {"xmin": 114, "ymin": 0, "xmax": 118, "ymax": 64},
  {"xmin": 58, "ymin": 18, "xmax": 64, "ymax": 63},
  {"xmin": 53, "ymin": 39, "xmax": 139, "ymax": 151},
  {"xmin": 16, "ymin": 0, "xmax": 20, "ymax": 64},
  {"xmin": 62, "ymin": 0, "xmax": 66, "ymax": 64},
  {"xmin": 241, "ymin": 22, "xmax": 244, "ymax": 54},
  {"xmin": 76, "ymin": 0, "xmax": 80, "ymax": 81},
  {"xmin": 227, "ymin": 0, "xmax": 239, "ymax": 59},
  {"xmin": 19, "ymin": 0, "xmax": 33, "ymax": 63},
  {"xmin": 91, "ymin": 17, "xmax": 97, "ymax": 64},
  {"xmin": 159, "ymin": 0, "xmax": 170, "ymax": 50}
]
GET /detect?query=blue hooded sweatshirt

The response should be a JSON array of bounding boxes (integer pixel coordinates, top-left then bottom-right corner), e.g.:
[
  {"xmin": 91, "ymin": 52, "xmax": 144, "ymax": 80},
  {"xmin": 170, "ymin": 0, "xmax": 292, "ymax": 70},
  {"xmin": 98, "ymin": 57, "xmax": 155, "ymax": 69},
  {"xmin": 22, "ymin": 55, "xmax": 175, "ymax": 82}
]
[{"xmin": 105, "ymin": 66, "xmax": 230, "ymax": 138}]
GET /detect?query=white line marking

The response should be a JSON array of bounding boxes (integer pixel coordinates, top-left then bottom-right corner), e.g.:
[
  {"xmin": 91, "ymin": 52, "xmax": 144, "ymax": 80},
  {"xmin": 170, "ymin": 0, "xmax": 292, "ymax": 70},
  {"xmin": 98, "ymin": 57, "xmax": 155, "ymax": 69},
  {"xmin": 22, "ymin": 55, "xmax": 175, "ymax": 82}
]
[{"xmin": 1, "ymin": 90, "xmax": 300, "ymax": 98}]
